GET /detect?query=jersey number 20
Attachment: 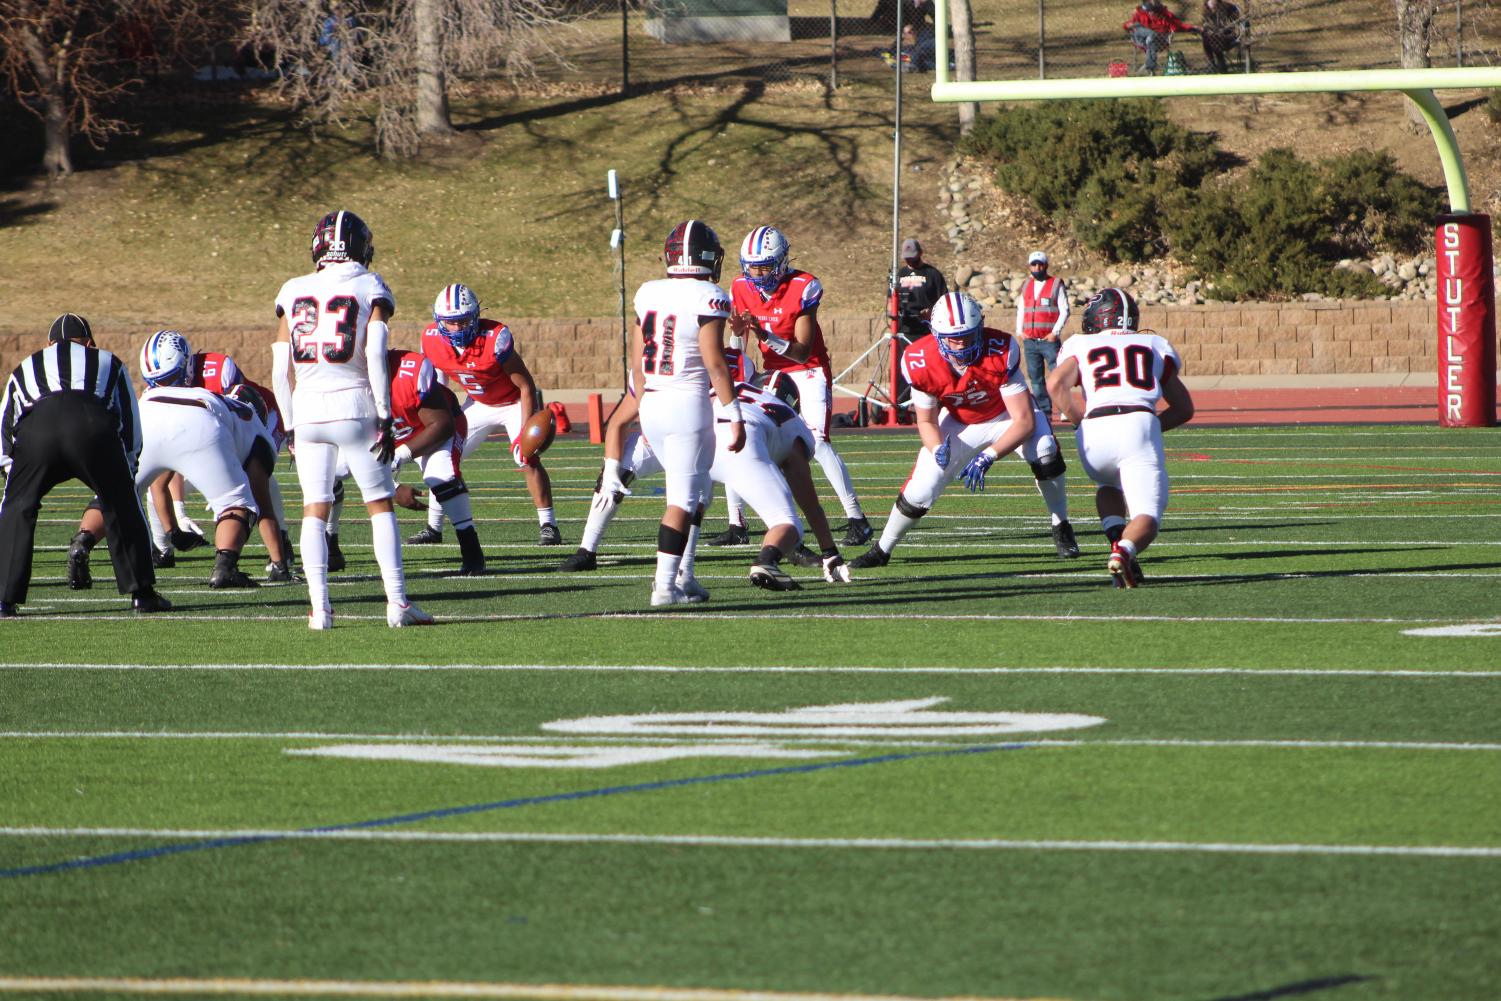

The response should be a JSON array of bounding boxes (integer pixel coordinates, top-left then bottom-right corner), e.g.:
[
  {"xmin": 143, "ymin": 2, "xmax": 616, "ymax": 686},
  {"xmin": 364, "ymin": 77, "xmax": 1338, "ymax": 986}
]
[{"xmin": 1087, "ymin": 344, "xmax": 1155, "ymax": 391}]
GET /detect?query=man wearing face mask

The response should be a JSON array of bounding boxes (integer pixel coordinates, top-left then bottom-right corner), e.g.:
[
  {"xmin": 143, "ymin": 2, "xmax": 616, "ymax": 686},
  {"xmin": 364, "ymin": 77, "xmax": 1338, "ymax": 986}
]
[{"xmin": 1015, "ymin": 251, "xmax": 1070, "ymax": 419}]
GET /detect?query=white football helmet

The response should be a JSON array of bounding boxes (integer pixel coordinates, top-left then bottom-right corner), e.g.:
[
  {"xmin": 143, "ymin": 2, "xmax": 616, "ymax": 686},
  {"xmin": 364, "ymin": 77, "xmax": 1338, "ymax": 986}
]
[
  {"xmin": 739, "ymin": 226, "xmax": 790, "ymax": 295},
  {"xmin": 139, "ymin": 330, "xmax": 194, "ymax": 387},
  {"xmin": 433, "ymin": 283, "xmax": 482, "ymax": 349},
  {"xmin": 929, "ymin": 292, "xmax": 985, "ymax": 367}
]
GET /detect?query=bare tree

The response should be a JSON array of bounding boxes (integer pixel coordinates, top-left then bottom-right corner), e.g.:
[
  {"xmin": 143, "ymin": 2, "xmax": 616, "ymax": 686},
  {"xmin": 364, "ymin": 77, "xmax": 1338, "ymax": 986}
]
[
  {"xmin": 1393, "ymin": 0, "xmax": 1437, "ymax": 127},
  {"xmin": 244, "ymin": 0, "xmax": 581, "ymax": 158},
  {"xmin": 947, "ymin": 0, "xmax": 975, "ymax": 134},
  {"xmin": 0, "ymin": 0, "xmax": 213, "ymax": 176}
]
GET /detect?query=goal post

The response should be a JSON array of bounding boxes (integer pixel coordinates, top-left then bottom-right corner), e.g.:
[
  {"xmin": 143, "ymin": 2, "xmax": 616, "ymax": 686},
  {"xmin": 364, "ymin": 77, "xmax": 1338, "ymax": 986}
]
[{"xmin": 925, "ymin": 9, "xmax": 1501, "ymax": 426}]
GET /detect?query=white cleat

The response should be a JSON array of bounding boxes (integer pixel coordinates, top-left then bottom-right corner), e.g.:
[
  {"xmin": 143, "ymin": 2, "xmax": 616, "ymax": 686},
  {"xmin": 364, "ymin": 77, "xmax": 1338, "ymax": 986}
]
[
  {"xmin": 676, "ymin": 575, "xmax": 710, "ymax": 603},
  {"xmin": 387, "ymin": 601, "xmax": 435, "ymax": 627},
  {"xmin": 749, "ymin": 563, "xmax": 801, "ymax": 592},
  {"xmin": 308, "ymin": 608, "xmax": 334, "ymax": 631},
  {"xmin": 650, "ymin": 584, "xmax": 688, "ymax": 607}
]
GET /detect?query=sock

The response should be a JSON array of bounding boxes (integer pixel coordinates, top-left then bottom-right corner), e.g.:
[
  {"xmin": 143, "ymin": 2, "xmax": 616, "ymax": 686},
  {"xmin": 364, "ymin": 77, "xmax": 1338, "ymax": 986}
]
[
  {"xmin": 537, "ymin": 506, "xmax": 555, "ymax": 528},
  {"xmin": 1117, "ymin": 538, "xmax": 1138, "ymax": 559},
  {"xmin": 425, "ymin": 487, "xmax": 445, "ymax": 533},
  {"xmin": 326, "ymin": 491, "xmax": 345, "ymax": 536},
  {"xmin": 1036, "ymin": 475, "xmax": 1069, "ymax": 524},
  {"xmin": 268, "ymin": 476, "xmax": 287, "ymax": 527},
  {"xmin": 301, "ymin": 517, "xmax": 330, "ymax": 613},
  {"xmin": 440, "ymin": 491, "xmax": 475, "ymax": 532},
  {"xmin": 679, "ymin": 523, "xmax": 702, "ymax": 579},
  {"xmin": 147, "ymin": 502, "xmax": 170, "ymax": 552},
  {"xmin": 814, "ymin": 439, "xmax": 864, "ymax": 519},
  {"xmin": 581, "ymin": 489, "xmax": 623, "ymax": 553},
  {"xmin": 1102, "ymin": 517, "xmax": 1127, "ymax": 544},
  {"xmin": 371, "ymin": 510, "xmax": 408, "ymax": 607},
  {"xmin": 173, "ymin": 500, "xmax": 192, "ymax": 525},
  {"xmin": 723, "ymin": 487, "xmax": 746, "ymax": 527},
  {"xmin": 877, "ymin": 502, "xmax": 919, "ymax": 554}
]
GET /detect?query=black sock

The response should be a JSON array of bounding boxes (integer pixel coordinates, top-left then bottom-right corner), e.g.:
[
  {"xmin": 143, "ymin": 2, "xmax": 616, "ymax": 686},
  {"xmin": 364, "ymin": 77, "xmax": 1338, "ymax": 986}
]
[{"xmin": 756, "ymin": 545, "xmax": 782, "ymax": 566}]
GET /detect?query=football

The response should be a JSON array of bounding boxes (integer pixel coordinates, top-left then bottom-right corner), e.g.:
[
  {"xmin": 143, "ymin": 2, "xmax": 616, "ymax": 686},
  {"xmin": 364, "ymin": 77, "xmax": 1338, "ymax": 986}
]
[{"xmin": 516, "ymin": 407, "xmax": 557, "ymax": 461}]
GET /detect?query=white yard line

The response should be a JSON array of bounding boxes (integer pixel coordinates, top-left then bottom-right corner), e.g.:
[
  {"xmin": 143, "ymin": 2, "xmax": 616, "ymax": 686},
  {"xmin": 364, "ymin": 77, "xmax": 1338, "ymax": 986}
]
[{"xmin": 0, "ymin": 830, "xmax": 1494, "ymax": 859}]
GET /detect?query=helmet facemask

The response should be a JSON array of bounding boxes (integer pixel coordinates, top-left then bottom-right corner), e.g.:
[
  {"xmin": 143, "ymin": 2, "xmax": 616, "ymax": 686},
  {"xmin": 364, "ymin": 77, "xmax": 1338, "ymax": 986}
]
[
  {"xmin": 937, "ymin": 327, "xmax": 984, "ymax": 368},
  {"xmin": 739, "ymin": 226, "xmax": 790, "ymax": 296}
]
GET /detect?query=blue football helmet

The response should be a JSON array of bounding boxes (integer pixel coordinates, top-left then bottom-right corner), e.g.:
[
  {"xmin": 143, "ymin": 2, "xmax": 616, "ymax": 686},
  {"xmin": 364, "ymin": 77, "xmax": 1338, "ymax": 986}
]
[
  {"xmin": 433, "ymin": 283, "xmax": 482, "ymax": 349},
  {"xmin": 139, "ymin": 330, "xmax": 194, "ymax": 387},
  {"xmin": 739, "ymin": 226, "xmax": 790, "ymax": 295},
  {"xmin": 929, "ymin": 292, "xmax": 985, "ymax": 367}
]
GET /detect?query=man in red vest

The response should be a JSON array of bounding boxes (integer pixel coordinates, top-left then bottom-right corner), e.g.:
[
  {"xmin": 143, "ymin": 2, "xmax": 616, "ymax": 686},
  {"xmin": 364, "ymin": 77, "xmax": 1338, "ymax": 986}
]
[{"xmin": 1014, "ymin": 250, "xmax": 1071, "ymax": 418}]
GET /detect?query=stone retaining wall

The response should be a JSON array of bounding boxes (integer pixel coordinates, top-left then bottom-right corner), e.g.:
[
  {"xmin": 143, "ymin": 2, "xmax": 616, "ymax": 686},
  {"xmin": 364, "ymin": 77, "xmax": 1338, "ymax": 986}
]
[{"xmin": 0, "ymin": 300, "xmax": 1480, "ymax": 391}]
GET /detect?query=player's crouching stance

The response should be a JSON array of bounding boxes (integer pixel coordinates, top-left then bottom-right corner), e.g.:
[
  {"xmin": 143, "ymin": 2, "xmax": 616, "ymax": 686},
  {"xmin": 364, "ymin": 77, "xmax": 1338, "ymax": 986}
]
[
  {"xmin": 850, "ymin": 292, "xmax": 1072, "ymax": 569},
  {"xmin": 272, "ymin": 210, "xmax": 432, "ymax": 629},
  {"xmin": 1046, "ymin": 288, "xmax": 1194, "ymax": 588}
]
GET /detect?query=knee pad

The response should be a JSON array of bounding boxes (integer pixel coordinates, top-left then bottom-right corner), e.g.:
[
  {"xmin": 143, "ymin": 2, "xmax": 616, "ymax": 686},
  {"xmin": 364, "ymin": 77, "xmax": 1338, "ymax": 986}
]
[
  {"xmin": 1030, "ymin": 452, "xmax": 1067, "ymax": 481},
  {"xmin": 432, "ymin": 477, "xmax": 469, "ymax": 503},
  {"xmin": 895, "ymin": 493, "xmax": 930, "ymax": 520}
]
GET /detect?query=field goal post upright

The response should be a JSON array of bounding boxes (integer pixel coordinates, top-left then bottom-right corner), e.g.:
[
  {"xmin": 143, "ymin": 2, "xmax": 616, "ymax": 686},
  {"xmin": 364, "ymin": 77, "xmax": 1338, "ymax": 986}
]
[{"xmin": 928, "ymin": 10, "xmax": 1501, "ymax": 429}]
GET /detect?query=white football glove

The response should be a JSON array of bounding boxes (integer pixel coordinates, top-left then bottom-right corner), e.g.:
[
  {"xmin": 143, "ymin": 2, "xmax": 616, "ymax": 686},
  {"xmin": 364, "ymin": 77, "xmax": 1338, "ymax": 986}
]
[
  {"xmin": 599, "ymin": 459, "xmax": 632, "ymax": 498},
  {"xmin": 822, "ymin": 552, "xmax": 852, "ymax": 583}
]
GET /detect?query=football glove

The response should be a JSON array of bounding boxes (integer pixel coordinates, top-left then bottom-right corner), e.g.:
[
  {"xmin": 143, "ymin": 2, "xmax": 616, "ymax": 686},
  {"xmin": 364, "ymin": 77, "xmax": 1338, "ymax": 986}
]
[
  {"xmin": 822, "ymin": 551, "xmax": 852, "ymax": 584},
  {"xmin": 600, "ymin": 464, "xmax": 632, "ymax": 498},
  {"xmin": 370, "ymin": 416, "xmax": 397, "ymax": 465},
  {"xmin": 933, "ymin": 435, "xmax": 952, "ymax": 470},
  {"xmin": 511, "ymin": 441, "xmax": 537, "ymax": 468},
  {"xmin": 961, "ymin": 450, "xmax": 995, "ymax": 493},
  {"xmin": 169, "ymin": 527, "xmax": 206, "ymax": 552}
]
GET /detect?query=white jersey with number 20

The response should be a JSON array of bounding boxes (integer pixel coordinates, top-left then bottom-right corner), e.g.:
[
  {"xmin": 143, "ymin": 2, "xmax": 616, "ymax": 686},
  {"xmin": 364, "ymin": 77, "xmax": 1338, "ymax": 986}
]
[{"xmin": 1057, "ymin": 331, "xmax": 1181, "ymax": 412}]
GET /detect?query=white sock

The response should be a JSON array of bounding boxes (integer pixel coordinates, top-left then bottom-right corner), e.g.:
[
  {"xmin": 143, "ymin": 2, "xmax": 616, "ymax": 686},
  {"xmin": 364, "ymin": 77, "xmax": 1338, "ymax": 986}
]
[
  {"xmin": 877, "ymin": 501, "xmax": 919, "ymax": 554},
  {"xmin": 301, "ymin": 517, "xmax": 330, "ymax": 613},
  {"xmin": 326, "ymin": 494, "xmax": 344, "ymax": 535},
  {"xmin": 147, "ymin": 500, "xmax": 170, "ymax": 551},
  {"xmin": 679, "ymin": 524, "xmax": 701, "ymax": 579},
  {"xmin": 815, "ymin": 439, "xmax": 864, "ymax": 519},
  {"xmin": 655, "ymin": 552, "xmax": 683, "ymax": 592},
  {"xmin": 581, "ymin": 490, "xmax": 623, "ymax": 553},
  {"xmin": 723, "ymin": 487, "xmax": 746, "ymax": 527},
  {"xmin": 426, "ymin": 489, "xmax": 444, "ymax": 533},
  {"xmin": 537, "ymin": 506, "xmax": 555, "ymax": 527},
  {"xmin": 370, "ymin": 510, "xmax": 408, "ymax": 606},
  {"xmin": 173, "ymin": 500, "xmax": 191, "ymax": 523},
  {"xmin": 1036, "ymin": 475, "xmax": 1069, "ymax": 524},
  {"xmin": 1118, "ymin": 538, "xmax": 1138, "ymax": 559},
  {"xmin": 439, "ymin": 491, "xmax": 475, "ymax": 532},
  {"xmin": 268, "ymin": 476, "xmax": 287, "ymax": 527}
]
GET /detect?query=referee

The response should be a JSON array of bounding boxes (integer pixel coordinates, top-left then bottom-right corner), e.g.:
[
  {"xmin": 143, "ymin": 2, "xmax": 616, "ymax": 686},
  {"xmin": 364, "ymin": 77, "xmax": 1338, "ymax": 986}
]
[{"xmin": 0, "ymin": 314, "xmax": 171, "ymax": 617}]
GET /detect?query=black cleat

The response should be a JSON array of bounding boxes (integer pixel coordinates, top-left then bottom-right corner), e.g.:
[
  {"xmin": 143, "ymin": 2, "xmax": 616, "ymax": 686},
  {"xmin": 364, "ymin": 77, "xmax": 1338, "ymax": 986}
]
[
  {"xmin": 169, "ymin": 528, "xmax": 206, "ymax": 552},
  {"xmin": 538, "ymin": 523, "xmax": 563, "ymax": 546},
  {"xmin": 1052, "ymin": 520, "xmax": 1081, "ymax": 559},
  {"xmin": 557, "ymin": 549, "xmax": 598, "ymax": 572},
  {"xmin": 0, "ymin": 602, "xmax": 18, "ymax": 619},
  {"xmin": 841, "ymin": 516, "xmax": 873, "ymax": 547},
  {"xmin": 848, "ymin": 544, "xmax": 890, "ymax": 569},
  {"xmin": 266, "ymin": 560, "xmax": 297, "ymax": 583},
  {"xmin": 209, "ymin": 549, "xmax": 259, "ymax": 589},
  {"xmin": 406, "ymin": 526, "xmax": 443, "ymax": 546},
  {"xmin": 786, "ymin": 544, "xmax": 822, "ymax": 568},
  {"xmin": 67, "ymin": 531, "xmax": 94, "ymax": 590},
  {"xmin": 749, "ymin": 563, "xmax": 802, "ymax": 591},
  {"xmin": 131, "ymin": 588, "xmax": 173, "ymax": 614},
  {"xmin": 707, "ymin": 523, "xmax": 750, "ymax": 547},
  {"xmin": 151, "ymin": 547, "xmax": 176, "ymax": 569},
  {"xmin": 325, "ymin": 533, "xmax": 346, "ymax": 572}
]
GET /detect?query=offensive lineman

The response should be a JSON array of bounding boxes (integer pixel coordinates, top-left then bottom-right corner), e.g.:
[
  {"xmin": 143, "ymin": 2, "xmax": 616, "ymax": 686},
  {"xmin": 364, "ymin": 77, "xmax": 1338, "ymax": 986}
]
[
  {"xmin": 850, "ymin": 291, "xmax": 1075, "ymax": 569},
  {"xmin": 271, "ymin": 210, "xmax": 432, "ymax": 628},
  {"xmin": 1047, "ymin": 288, "xmax": 1194, "ymax": 587}
]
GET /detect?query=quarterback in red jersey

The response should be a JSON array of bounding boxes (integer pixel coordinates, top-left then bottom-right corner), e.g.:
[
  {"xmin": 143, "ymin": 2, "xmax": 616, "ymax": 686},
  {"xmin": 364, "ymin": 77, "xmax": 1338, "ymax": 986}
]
[
  {"xmin": 415, "ymin": 283, "xmax": 560, "ymax": 547},
  {"xmin": 849, "ymin": 291, "xmax": 1078, "ymax": 569},
  {"xmin": 723, "ymin": 226, "xmax": 869, "ymax": 547}
]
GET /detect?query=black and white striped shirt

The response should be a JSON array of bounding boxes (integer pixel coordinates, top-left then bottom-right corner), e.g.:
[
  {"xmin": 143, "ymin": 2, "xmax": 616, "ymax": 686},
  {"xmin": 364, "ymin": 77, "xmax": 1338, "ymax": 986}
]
[{"xmin": 0, "ymin": 342, "xmax": 142, "ymax": 472}]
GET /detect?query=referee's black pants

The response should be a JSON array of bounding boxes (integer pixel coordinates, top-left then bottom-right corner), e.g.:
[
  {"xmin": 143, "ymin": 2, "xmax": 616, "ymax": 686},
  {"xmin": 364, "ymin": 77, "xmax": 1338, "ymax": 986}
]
[{"xmin": 0, "ymin": 394, "xmax": 154, "ymax": 604}]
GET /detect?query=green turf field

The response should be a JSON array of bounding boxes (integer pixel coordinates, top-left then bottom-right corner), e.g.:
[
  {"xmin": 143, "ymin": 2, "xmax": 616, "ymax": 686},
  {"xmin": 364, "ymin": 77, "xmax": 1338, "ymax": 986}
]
[{"xmin": 2, "ymin": 423, "xmax": 1499, "ymax": 1001}]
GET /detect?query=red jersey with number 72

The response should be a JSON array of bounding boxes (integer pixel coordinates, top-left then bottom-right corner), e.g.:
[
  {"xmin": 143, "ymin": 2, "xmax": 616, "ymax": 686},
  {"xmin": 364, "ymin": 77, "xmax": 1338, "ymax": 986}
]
[
  {"xmin": 1056, "ymin": 331, "xmax": 1180, "ymax": 410},
  {"xmin": 901, "ymin": 328, "xmax": 1029, "ymax": 425},
  {"xmin": 420, "ymin": 319, "xmax": 519, "ymax": 407}
]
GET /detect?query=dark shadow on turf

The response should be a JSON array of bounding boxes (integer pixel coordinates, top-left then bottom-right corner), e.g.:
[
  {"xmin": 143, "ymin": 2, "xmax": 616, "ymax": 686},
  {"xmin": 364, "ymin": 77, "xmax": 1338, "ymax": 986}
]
[{"xmin": 1202, "ymin": 972, "xmax": 1374, "ymax": 1001}]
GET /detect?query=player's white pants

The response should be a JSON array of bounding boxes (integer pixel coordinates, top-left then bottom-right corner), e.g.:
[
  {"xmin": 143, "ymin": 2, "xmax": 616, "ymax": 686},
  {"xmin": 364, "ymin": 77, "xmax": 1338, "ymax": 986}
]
[
  {"xmin": 295, "ymin": 417, "xmax": 395, "ymax": 504},
  {"xmin": 900, "ymin": 407, "xmax": 1058, "ymax": 508},
  {"xmin": 1073, "ymin": 411, "xmax": 1169, "ymax": 523},
  {"xmin": 751, "ymin": 367, "xmax": 862, "ymax": 519},
  {"xmin": 639, "ymin": 391, "xmax": 712, "ymax": 512},
  {"xmin": 710, "ymin": 429, "xmax": 801, "ymax": 540},
  {"xmin": 415, "ymin": 436, "xmax": 474, "ymax": 531},
  {"xmin": 136, "ymin": 400, "xmax": 257, "ymax": 518},
  {"xmin": 457, "ymin": 398, "xmax": 524, "ymax": 455}
]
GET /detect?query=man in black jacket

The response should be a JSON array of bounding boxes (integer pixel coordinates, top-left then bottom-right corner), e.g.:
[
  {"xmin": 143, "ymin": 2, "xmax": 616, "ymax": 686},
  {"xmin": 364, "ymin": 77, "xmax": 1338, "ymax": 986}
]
[{"xmin": 894, "ymin": 238, "xmax": 948, "ymax": 340}]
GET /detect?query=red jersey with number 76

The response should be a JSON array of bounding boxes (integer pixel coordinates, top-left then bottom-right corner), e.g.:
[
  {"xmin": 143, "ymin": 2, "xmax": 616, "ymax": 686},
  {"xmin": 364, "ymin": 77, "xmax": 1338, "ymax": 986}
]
[
  {"xmin": 388, "ymin": 349, "xmax": 468, "ymax": 446},
  {"xmin": 420, "ymin": 318, "xmax": 519, "ymax": 407},
  {"xmin": 900, "ymin": 328, "xmax": 1029, "ymax": 425}
]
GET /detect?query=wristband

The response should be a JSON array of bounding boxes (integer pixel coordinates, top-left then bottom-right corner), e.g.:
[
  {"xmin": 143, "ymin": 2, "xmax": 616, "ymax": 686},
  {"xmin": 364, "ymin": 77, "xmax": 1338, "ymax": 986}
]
[
  {"xmin": 763, "ymin": 334, "xmax": 792, "ymax": 356},
  {"xmin": 714, "ymin": 400, "xmax": 743, "ymax": 422}
]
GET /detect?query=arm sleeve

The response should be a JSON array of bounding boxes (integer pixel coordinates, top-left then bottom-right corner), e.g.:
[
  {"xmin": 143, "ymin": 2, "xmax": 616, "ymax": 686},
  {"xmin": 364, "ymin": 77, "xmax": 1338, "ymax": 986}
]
[
  {"xmin": 366, "ymin": 320, "xmax": 392, "ymax": 419},
  {"xmin": 271, "ymin": 342, "xmax": 295, "ymax": 431}
]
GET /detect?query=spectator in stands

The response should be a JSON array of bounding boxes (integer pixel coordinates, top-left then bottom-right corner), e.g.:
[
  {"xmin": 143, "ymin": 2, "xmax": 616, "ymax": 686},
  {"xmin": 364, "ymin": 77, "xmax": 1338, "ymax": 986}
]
[
  {"xmin": 1200, "ymin": 0, "xmax": 1244, "ymax": 73},
  {"xmin": 1123, "ymin": 0, "xmax": 1198, "ymax": 75}
]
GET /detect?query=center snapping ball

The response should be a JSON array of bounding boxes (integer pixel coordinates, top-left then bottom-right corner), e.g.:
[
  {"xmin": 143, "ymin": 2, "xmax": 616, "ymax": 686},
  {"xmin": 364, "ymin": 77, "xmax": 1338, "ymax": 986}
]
[{"xmin": 516, "ymin": 407, "xmax": 557, "ymax": 461}]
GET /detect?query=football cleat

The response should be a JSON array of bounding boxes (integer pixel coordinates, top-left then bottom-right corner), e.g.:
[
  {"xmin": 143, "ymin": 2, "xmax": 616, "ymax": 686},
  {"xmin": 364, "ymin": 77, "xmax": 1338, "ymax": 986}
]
[
  {"xmin": 786, "ymin": 544, "xmax": 822, "ymax": 568},
  {"xmin": 1107, "ymin": 545, "xmax": 1144, "ymax": 589},
  {"xmin": 151, "ymin": 547, "xmax": 176, "ymax": 569},
  {"xmin": 325, "ymin": 533, "xmax": 346, "ymax": 572},
  {"xmin": 707, "ymin": 523, "xmax": 750, "ymax": 547},
  {"xmin": 308, "ymin": 607, "xmax": 334, "ymax": 630},
  {"xmin": 0, "ymin": 602, "xmax": 17, "ymax": 619},
  {"xmin": 387, "ymin": 601, "xmax": 435, "ymax": 627},
  {"xmin": 209, "ymin": 550, "xmax": 259, "ymax": 589},
  {"xmin": 538, "ymin": 523, "xmax": 563, "ymax": 546},
  {"xmin": 676, "ymin": 574, "xmax": 710, "ymax": 603},
  {"xmin": 749, "ymin": 563, "xmax": 801, "ymax": 592},
  {"xmin": 406, "ymin": 526, "xmax": 443, "ymax": 546},
  {"xmin": 131, "ymin": 588, "xmax": 173, "ymax": 614},
  {"xmin": 557, "ymin": 549, "xmax": 598, "ymax": 572},
  {"xmin": 266, "ymin": 560, "xmax": 297, "ymax": 583},
  {"xmin": 1052, "ymin": 521, "xmax": 1081, "ymax": 559},
  {"xmin": 848, "ymin": 544, "xmax": 890, "ymax": 569},
  {"xmin": 66, "ymin": 532, "xmax": 94, "ymax": 590},
  {"xmin": 841, "ymin": 516, "xmax": 873, "ymax": 546},
  {"xmin": 650, "ymin": 584, "xmax": 688, "ymax": 607}
]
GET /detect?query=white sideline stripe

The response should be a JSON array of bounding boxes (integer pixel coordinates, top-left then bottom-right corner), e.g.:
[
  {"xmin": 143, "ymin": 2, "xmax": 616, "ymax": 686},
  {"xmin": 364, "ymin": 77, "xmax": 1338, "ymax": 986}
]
[
  {"xmin": 0, "ymin": 830, "xmax": 1495, "ymax": 859},
  {"xmin": 3, "ymin": 662, "xmax": 1499, "ymax": 676},
  {"xmin": 0, "ymin": 977, "xmax": 1052, "ymax": 1001}
]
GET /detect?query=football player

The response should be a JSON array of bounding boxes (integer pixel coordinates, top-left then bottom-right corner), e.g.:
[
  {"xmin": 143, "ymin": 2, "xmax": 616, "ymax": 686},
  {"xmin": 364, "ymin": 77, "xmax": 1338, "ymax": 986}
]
[
  {"xmin": 271, "ymin": 210, "xmax": 432, "ymax": 629},
  {"xmin": 719, "ymin": 226, "xmax": 870, "ymax": 547},
  {"xmin": 556, "ymin": 356, "xmax": 853, "ymax": 594},
  {"xmin": 1047, "ymin": 288, "xmax": 1195, "ymax": 588},
  {"xmin": 416, "ymin": 283, "xmax": 562, "ymax": 547},
  {"xmin": 848, "ymin": 291, "xmax": 1077, "ymax": 569}
]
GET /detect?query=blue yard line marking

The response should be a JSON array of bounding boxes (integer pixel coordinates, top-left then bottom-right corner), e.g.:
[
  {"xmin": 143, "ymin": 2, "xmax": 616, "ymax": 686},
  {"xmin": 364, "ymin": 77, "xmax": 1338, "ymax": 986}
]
[{"xmin": 1, "ymin": 743, "xmax": 1028, "ymax": 879}]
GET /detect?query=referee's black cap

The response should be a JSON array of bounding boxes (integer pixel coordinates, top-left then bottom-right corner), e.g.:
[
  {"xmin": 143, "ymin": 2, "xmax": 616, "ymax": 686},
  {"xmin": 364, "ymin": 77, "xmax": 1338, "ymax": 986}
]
[{"xmin": 48, "ymin": 313, "xmax": 95, "ymax": 345}]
